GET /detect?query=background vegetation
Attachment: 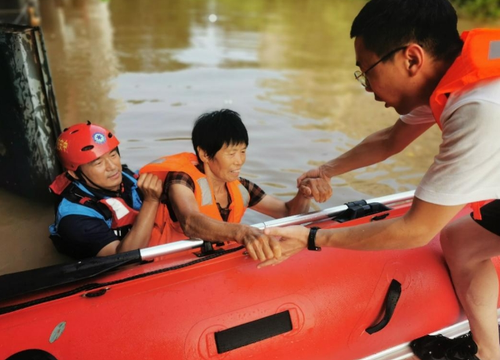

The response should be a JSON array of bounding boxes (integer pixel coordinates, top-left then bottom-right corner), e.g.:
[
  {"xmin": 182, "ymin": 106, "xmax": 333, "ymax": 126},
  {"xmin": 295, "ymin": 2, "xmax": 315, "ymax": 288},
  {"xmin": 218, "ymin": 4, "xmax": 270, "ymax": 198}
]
[{"xmin": 451, "ymin": 0, "xmax": 500, "ymax": 18}]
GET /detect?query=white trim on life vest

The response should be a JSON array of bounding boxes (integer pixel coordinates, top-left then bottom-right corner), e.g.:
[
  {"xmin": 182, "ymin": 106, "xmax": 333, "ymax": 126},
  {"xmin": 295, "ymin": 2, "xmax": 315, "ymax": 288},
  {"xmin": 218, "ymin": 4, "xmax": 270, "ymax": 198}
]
[
  {"xmin": 197, "ymin": 178, "xmax": 214, "ymax": 206},
  {"xmin": 237, "ymin": 183, "xmax": 250, "ymax": 208},
  {"xmin": 105, "ymin": 198, "xmax": 131, "ymax": 220},
  {"xmin": 489, "ymin": 40, "xmax": 500, "ymax": 60}
]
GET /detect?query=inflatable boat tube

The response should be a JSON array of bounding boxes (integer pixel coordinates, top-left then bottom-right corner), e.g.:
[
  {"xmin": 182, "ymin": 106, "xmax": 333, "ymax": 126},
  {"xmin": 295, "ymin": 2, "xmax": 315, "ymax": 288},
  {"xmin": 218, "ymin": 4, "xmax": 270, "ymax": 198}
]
[{"xmin": 1, "ymin": 191, "xmax": 499, "ymax": 360}]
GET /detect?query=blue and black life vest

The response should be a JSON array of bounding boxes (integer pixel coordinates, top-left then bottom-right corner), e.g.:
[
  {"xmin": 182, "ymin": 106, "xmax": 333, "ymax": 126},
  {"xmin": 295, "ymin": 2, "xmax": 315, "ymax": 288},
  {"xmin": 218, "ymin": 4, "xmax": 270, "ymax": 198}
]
[{"xmin": 49, "ymin": 167, "xmax": 142, "ymax": 257}]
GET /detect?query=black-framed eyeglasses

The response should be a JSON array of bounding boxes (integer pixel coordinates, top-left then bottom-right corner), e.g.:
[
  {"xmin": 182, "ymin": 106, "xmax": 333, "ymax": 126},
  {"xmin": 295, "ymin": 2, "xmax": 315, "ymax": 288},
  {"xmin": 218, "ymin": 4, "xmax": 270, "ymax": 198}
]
[{"xmin": 354, "ymin": 46, "xmax": 407, "ymax": 88}]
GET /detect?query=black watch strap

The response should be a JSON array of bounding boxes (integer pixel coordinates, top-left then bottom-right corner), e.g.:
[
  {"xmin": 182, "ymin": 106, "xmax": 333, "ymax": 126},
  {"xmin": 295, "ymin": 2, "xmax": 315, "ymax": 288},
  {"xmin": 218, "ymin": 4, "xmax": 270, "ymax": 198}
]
[{"xmin": 307, "ymin": 227, "xmax": 321, "ymax": 251}]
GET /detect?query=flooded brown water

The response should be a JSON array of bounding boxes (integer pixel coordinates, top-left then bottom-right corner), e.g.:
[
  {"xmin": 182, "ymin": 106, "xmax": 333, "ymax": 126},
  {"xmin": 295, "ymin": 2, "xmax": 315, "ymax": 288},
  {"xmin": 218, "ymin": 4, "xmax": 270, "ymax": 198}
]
[{"xmin": 1, "ymin": 0, "xmax": 498, "ymax": 274}]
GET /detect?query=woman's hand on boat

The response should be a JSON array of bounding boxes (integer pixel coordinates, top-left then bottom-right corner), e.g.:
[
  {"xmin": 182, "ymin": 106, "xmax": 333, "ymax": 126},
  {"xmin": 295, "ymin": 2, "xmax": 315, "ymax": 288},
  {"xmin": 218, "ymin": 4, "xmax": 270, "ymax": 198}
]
[
  {"xmin": 239, "ymin": 227, "xmax": 282, "ymax": 261},
  {"xmin": 258, "ymin": 225, "xmax": 309, "ymax": 267}
]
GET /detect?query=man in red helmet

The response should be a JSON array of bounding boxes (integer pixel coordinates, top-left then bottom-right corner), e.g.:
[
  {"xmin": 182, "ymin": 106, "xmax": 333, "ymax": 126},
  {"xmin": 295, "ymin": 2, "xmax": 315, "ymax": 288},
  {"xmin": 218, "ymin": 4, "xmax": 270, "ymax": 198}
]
[{"xmin": 49, "ymin": 122, "xmax": 163, "ymax": 259}]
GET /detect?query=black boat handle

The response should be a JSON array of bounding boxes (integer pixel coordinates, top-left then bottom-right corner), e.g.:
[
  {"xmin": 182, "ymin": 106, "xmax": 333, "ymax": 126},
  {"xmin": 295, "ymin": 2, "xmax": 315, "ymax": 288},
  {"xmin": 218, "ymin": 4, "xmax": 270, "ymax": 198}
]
[{"xmin": 365, "ymin": 279, "xmax": 402, "ymax": 334}]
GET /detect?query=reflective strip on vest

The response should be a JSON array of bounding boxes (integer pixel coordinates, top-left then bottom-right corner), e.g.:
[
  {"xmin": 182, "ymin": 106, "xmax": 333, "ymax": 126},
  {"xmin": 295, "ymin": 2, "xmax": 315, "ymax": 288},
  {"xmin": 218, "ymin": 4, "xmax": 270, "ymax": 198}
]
[
  {"xmin": 238, "ymin": 183, "xmax": 250, "ymax": 208},
  {"xmin": 489, "ymin": 41, "xmax": 500, "ymax": 60},
  {"xmin": 105, "ymin": 198, "xmax": 131, "ymax": 220},
  {"xmin": 197, "ymin": 178, "xmax": 214, "ymax": 206}
]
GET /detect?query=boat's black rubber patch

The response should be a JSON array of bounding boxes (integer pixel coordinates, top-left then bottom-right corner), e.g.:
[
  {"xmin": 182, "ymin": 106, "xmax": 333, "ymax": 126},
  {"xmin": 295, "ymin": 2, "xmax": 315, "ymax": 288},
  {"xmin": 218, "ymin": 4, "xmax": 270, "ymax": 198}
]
[{"xmin": 215, "ymin": 310, "xmax": 293, "ymax": 353}]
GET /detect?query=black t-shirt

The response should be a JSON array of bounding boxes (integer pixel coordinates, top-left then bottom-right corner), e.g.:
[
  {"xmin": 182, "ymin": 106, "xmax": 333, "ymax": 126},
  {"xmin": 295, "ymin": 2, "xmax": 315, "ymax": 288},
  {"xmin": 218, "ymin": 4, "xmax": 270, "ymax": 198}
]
[{"xmin": 57, "ymin": 215, "xmax": 121, "ymax": 259}]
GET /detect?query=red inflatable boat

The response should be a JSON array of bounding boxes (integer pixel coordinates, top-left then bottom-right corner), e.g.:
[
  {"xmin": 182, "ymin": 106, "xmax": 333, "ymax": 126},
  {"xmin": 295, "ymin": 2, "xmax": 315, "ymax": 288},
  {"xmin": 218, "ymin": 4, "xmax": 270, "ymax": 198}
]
[{"xmin": 1, "ymin": 191, "xmax": 499, "ymax": 360}]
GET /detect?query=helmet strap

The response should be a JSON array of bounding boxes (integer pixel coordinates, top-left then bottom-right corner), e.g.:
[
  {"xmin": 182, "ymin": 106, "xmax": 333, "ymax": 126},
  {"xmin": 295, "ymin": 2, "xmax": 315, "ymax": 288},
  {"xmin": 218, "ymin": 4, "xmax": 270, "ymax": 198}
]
[{"xmin": 65, "ymin": 171, "xmax": 78, "ymax": 181}]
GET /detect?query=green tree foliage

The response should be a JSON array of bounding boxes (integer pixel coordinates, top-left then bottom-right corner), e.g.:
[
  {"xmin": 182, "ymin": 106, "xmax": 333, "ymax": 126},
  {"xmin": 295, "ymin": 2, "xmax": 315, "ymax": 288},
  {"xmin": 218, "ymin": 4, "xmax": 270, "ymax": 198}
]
[{"xmin": 451, "ymin": 0, "xmax": 500, "ymax": 18}]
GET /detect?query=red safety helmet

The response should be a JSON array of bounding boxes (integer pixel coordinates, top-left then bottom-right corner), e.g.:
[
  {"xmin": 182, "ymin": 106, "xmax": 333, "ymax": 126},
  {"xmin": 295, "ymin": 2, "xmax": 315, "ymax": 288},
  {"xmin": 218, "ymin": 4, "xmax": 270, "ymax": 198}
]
[{"xmin": 56, "ymin": 122, "xmax": 120, "ymax": 171}]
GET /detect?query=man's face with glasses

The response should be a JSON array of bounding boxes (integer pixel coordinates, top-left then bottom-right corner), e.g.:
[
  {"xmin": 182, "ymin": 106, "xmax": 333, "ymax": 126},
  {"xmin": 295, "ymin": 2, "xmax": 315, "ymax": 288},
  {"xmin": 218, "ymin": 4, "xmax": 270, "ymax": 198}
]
[
  {"xmin": 354, "ymin": 46, "xmax": 407, "ymax": 88},
  {"xmin": 353, "ymin": 37, "xmax": 422, "ymax": 115}
]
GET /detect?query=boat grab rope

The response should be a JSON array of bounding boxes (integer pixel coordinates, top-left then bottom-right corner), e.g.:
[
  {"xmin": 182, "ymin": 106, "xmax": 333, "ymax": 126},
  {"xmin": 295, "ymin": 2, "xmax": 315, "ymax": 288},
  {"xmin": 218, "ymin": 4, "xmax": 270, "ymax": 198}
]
[{"xmin": 0, "ymin": 245, "xmax": 244, "ymax": 316}]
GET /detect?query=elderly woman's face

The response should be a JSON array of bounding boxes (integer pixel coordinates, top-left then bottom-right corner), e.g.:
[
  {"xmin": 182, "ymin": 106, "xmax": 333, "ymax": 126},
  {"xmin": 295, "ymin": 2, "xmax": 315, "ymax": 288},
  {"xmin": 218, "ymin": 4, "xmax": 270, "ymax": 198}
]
[{"xmin": 207, "ymin": 142, "xmax": 247, "ymax": 183}]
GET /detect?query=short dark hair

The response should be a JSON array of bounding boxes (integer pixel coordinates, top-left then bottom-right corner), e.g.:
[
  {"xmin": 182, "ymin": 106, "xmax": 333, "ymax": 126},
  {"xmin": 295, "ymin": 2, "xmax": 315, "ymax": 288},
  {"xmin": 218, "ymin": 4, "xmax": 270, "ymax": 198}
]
[
  {"xmin": 351, "ymin": 0, "xmax": 462, "ymax": 62},
  {"xmin": 192, "ymin": 109, "xmax": 249, "ymax": 162}
]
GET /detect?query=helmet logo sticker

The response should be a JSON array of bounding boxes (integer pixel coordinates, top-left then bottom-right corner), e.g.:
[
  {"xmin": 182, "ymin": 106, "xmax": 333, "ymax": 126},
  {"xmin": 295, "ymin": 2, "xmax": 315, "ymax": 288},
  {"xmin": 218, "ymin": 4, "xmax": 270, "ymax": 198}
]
[
  {"xmin": 57, "ymin": 139, "xmax": 68, "ymax": 152},
  {"xmin": 93, "ymin": 132, "xmax": 106, "ymax": 144}
]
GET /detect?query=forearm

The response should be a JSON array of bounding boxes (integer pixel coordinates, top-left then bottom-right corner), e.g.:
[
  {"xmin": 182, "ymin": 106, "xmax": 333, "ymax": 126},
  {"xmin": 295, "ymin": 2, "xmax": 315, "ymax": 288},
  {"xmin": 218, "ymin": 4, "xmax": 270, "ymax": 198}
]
[
  {"xmin": 320, "ymin": 118, "xmax": 435, "ymax": 179},
  {"xmin": 314, "ymin": 200, "xmax": 463, "ymax": 250},
  {"xmin": 182, "ymin": 211, "xmax": 280, "ymax": 261},
  {"xmin": 320, "ymin": 128, "xmax": 395, "ymax": 179},
  {"xmin": 260, "ymin": 217, "xmax": 434, "ymax": 268},
  {"xmin": 315, "ymin": 217, "xmax": 431, "ymax": 251},
  {"xmin": 181, "ymin": 213, "xmax": 249, "ymax": 244},
  {"xmin": 117, "ymin": 199, "xmax": 160, "ymax": 253},
  {"xmin": 284, "ymin": 193, "xmax": 311, "ymax": 216}
]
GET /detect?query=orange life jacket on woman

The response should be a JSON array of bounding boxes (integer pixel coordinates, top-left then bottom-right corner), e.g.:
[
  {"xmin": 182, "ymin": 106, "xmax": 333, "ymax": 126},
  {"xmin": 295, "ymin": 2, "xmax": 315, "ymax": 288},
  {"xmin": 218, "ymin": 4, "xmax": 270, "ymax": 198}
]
[
  {"xmin": 429, "ymin": 28, "xmax": 500, "ymax": 219},
  {"xmin": 140, "ymin": 152, "xmax": 250, "ymax": 246}
]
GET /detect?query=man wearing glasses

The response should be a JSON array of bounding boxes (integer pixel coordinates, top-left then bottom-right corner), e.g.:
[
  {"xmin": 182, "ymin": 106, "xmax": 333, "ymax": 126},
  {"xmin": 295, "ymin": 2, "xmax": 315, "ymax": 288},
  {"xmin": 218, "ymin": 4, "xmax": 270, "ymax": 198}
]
[{"xmin": 260, "ymin": 1, "xmax": 500, "ymax": 359}]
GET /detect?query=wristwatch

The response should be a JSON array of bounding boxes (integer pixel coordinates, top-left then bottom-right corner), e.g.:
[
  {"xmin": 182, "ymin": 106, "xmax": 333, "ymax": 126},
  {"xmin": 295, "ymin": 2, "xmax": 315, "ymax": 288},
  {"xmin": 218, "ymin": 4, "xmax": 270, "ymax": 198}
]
[{"xmin": 307, "ymin": 227, "xmax": 321, "ymax": 251}]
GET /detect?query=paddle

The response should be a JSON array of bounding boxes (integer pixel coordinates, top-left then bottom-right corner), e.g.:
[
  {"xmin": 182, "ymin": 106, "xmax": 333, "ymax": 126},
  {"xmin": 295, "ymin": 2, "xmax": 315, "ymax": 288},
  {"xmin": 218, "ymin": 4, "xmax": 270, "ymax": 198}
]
[{"xmin": 0, "ymin": 240, "xmax": 203, "ymax": 302}]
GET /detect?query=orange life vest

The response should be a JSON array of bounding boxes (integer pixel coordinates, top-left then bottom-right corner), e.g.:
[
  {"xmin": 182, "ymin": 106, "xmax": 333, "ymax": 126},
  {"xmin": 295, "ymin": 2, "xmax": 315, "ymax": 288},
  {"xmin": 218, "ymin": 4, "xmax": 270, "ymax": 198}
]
[
  {"xmin": 430, "ymin": 28, "xmax": 500, "ymax": 127},
  {"xmin": 140, "ymin": 152, "xmax": 250, "ymax": 246},
  {"xmin": 429, "ymin": 28, "xmax": 500, "ymax": 219}
]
